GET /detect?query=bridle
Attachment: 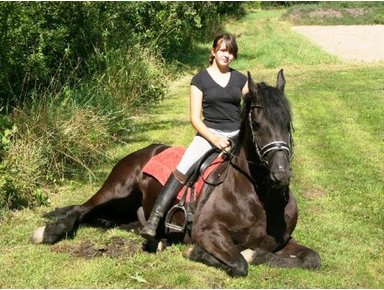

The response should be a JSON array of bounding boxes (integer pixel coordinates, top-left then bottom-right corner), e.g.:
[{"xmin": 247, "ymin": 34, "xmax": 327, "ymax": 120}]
[{"xmin": 248, "ymin": 105, "xmax": 293, "ymax": 167}]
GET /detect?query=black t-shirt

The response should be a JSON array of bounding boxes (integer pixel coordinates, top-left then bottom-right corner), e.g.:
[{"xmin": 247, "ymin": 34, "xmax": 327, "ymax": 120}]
[{"xmin": 191, "ymin": 68, "xmax": 247, "ymax": 131}]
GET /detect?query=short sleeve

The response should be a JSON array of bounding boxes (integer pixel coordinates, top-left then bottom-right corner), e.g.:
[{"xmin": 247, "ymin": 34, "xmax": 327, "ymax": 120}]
[
  {"xmin": 190, "ymin": 71, "xmax": 205, "ymax": 91},
  {"xmin": 234, "ymin": 70, "xmax": 247, "ymax": 88}
]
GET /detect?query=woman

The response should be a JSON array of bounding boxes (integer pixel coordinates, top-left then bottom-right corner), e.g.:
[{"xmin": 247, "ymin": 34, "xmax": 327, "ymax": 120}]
[{"xmin": 140, "ymin": 33, "xmax": 249, "ymax": 240}]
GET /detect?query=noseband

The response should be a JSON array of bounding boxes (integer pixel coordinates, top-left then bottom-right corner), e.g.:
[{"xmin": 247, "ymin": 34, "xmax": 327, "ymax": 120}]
[{"xmin": 248, "ymin": 106, "xmax": 293, "ymax": 167}]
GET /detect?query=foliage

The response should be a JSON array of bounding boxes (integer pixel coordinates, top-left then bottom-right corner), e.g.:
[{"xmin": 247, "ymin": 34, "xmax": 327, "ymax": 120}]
[
  {"xmin": 0, "ymin": 2, "xmax": 246, "ymax": 111},
  {"xmin": 0, "ymin": 2, "xmax": 99, "ymax": 110},
  {"xmin": 0, "ymin": 101, "xmax": 112, "ymax": 210}
]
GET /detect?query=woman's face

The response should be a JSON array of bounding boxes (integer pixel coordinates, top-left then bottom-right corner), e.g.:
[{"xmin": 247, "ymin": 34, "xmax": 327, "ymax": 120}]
[{"xmin": 212, "ymin": 41, "xmax": 234, "ymax": 67}]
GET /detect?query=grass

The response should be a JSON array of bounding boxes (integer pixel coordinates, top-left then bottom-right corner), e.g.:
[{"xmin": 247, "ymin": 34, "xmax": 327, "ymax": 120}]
[{"xmin": 1, "ymin": 8, "xmax": 384, "ymax": 288}]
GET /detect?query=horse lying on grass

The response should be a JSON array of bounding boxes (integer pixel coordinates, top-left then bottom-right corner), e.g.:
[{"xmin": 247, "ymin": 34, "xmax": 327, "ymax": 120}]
[{"xmin": 31, "ymin": 70, "xmax": 321, "ymax": 277}]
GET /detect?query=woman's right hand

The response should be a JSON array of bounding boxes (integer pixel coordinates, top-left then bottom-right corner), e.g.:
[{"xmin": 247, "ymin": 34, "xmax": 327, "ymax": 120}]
[{"xmin": 212, "ymin": 136, "xmax": 231, "ymax": 151}]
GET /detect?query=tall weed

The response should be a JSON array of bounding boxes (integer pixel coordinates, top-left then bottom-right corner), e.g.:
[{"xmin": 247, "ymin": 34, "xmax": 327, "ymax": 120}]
[
  {"xmin": 0, "ymin": 45, "xmax": 167, "ymax": 210},
  {"xmin": 0, "ymin": 101, "xmax": 111, "ymax": 209},
  {"xmin": 0, "ymin": 129, "xmax": 48, "ymax": 209}
]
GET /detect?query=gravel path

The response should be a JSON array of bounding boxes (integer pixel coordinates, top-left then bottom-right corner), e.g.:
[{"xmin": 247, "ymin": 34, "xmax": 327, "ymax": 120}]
[{"xmin": 292, "ymin": 25, "xmax": 384, "ymax": 63}]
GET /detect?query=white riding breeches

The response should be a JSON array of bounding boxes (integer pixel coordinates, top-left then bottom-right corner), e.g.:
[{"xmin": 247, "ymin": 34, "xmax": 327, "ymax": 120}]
[{"xmin": 176, "ymin": 128, "xmax": 239, "ymax": 175}]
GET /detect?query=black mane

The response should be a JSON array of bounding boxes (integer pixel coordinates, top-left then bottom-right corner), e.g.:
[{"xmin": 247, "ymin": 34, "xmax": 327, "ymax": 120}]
[
  {"xmin": 244, "ymin": 82, "xmax": 292, "ymax": 127},
  {"xmin": 236, "ymin": 81, "xmax": 293, "ymax": 155}
]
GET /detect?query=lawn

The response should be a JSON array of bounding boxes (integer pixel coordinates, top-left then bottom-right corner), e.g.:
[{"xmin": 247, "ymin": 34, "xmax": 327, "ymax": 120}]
[{"xmin": 0, "ymin": 9, "xmax": 383, "ymax": 288}]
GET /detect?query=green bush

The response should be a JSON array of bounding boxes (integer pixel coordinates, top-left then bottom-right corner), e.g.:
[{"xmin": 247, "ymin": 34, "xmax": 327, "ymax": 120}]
[
  {"xmin": 0, "ymin": 2, "xmax": 246, "ymax": 112},
  {"xmin": 0, "ymin": 2, "xmax": 103, "ymax": 111},
  {"xmin": 84, "ymin": 46, "xmax": 168, "ymax": 116}
]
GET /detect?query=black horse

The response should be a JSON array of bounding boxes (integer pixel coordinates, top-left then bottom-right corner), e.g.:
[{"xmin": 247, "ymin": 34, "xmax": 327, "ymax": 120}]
[{"xmin": 31, "ymin": 70, "xmax": 321, "ymax": 276}]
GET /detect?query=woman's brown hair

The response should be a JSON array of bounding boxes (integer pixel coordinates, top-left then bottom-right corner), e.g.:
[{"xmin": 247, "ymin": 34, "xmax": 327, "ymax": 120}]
[{"xmin": 209, "ymin": 33, "xmax": 239, "ymax": 64}]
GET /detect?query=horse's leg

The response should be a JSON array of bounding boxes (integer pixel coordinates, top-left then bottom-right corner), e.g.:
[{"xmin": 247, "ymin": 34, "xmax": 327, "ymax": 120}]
[
  {"xmin": 185, "ymin": 228, "xmax": 249, "ymax": 277},
  {"xmin": 242, "ymin": 239, "xmax": 321, "ymax": 269},
  {"xmin": 184, "ymin": 242, "xmax": 248, "ymax": 277},
  {"xmin": 31, "ymin": 144, "xmax": 168, "ymax": 244},
  {"xmin": 183, "ymin": 244, "xmax": 234, "ymax": 273},
  {"xmin": 31, "ymin": 183, "xmax": 139, "ymax": 245},
  {"xmin": 31, "ymin": 205, "xmax": 83, "ymax": 244},
  {"xmin": 244, "ymin": 189, "xmax": 320, "ymax": 270},
  {"xmin": 272, "ymin": 238, "xmax": 321, "ymax": 269}
]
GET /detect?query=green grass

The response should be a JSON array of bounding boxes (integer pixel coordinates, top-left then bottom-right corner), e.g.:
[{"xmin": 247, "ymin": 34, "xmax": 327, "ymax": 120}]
[
  {"xmin": 231, "ymin": 10, "xmax": 340, "ymax": 70},
  {"xmin": 1, "ymin": 9, "xmax": 383, "ymax": 288}
]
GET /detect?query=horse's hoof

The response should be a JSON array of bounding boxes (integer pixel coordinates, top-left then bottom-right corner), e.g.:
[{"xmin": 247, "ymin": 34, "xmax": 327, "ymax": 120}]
[
  {"xmin": 157, "ymin": 239, "xmax": 168, "ymax": 252},
  {"xmin": 240, "ymin": 249, "xmax": 256, "ymax": 263},
  {"xmin": 182, "ymin": 245, "xmax": 195, "ymax": 258},
  {"xmin": 30, "ymin": 226, "xmax": 46, "ymax": 244}
]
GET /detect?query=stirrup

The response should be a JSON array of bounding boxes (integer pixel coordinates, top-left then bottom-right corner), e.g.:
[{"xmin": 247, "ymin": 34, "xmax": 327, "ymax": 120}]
[{"xmin": 164, "ymin": 204, "xmax": 187, "ymax": 233}]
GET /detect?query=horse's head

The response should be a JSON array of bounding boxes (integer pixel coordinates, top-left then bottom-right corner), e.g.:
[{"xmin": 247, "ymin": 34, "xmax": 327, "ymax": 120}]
[{"xmin": 245, "ymin": 69, "xmax": 293, "ymax": 188}]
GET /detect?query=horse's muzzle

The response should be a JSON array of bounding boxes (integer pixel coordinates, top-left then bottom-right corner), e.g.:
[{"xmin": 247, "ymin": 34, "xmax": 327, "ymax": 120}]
[
  {"xmin": 269, "ymin": 152, "xmax": 291, "ymax": 187},
  {"xmin": 270, "ymin": 166, "xmax": 291, "ymax": 187}
]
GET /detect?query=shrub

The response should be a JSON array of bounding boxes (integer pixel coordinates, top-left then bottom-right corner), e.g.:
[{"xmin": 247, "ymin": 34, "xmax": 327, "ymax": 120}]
[{"xmin": 0, "ymin": 2, "xmax": 246, "ymax": 112}]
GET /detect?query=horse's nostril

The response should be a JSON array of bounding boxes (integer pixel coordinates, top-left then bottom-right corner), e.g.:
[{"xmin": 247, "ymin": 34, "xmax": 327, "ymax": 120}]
[{"xmin": 270, "ymin": 168, "xmax": 291, "ymax": 186}]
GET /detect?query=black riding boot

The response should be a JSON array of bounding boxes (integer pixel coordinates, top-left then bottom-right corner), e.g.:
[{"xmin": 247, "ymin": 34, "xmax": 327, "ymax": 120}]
[{"xmin": 140, "ymin": 173, "xmax": 184, "ymax": 241}]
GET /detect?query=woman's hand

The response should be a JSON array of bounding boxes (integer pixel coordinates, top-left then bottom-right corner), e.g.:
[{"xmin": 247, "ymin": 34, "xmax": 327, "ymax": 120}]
[{"xmin": 212, "ymin": 136, "xmax": 231, "ymax": 151}]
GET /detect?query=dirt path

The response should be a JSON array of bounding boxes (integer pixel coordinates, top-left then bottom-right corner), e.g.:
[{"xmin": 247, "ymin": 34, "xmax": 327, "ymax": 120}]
[{"xmin": 292, "ymin": 25, "xmax": 384, "ymax": 63}]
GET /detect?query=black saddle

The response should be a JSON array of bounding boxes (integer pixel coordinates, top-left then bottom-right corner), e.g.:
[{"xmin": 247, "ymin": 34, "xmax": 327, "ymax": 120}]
[{"xmin": 164, "ymin": 140, "xmax": 235, "ymax": 233}]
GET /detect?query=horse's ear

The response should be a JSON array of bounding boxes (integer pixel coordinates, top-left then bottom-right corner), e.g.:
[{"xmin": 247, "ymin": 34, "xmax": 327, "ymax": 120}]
[
  {"xmin": 247, "ymin": 71, "xmax": 257, "ymax": 95},
  {"xmin": 276, "ymin": 69, "xmax": 285, "ymax": 92}
]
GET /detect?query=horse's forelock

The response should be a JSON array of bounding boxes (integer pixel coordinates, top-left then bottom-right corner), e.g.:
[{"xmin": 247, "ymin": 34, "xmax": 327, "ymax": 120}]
[
  {"xmin": 256, "ymin": 82, "xmax": 292, "ymax": 127},
  {"xmin": 240, "ymin": 81, "xmax": 292, "ymax": 148}
]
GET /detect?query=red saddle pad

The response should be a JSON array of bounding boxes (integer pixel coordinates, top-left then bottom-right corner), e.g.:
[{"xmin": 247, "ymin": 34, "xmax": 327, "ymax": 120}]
[{"xmin": 142, "ymin": 147, "xmax": 223, "ymax": 204}]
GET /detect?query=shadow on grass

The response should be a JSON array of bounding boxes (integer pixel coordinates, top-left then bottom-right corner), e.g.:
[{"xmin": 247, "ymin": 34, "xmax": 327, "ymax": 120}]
[
  {"xmin": 166, "ymin": 44, "xmax": 211, "ymax": 73},
  {"xmin": 129, "ymin": 118, "xmax": 189, "ymax": 139}
]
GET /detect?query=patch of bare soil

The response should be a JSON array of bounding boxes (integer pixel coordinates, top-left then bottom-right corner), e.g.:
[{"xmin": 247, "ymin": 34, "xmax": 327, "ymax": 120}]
[
  {"xmin": 309, "ymin": 9, "xmax": 343, "ymax": 18},
  {"xmin": 287, "ymin": 7, "xmax": 371, "ymax": 21},
  {"xmin": 307, "ymin": 8, "xmax": 371, "ymax": 18},
  {"xmin": 52, "ymin": 237, "xmax": 143, "ymax": 259},
  {"xmin": 304, "ymin": 188, "xmax": 326, "ymax": 200},
  {"xmin": 292, "ymin": 25, "xmax": 384, "ymax": 62}
]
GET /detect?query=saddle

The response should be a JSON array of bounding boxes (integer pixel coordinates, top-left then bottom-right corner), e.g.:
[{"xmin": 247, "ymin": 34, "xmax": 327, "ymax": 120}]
[{"xmin": 142, "ymin": 146, "xmax": 229, "ymax": 233}]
